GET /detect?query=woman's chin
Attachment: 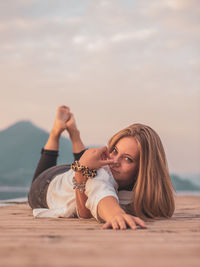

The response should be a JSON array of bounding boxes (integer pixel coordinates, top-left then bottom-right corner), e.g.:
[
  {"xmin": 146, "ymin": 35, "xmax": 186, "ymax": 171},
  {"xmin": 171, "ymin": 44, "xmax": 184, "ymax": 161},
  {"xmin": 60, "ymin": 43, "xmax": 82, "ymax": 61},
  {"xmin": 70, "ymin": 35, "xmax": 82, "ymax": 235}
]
[{"xmin": 110, "ymin": 167, "xmax": 120, "ymax": 177}]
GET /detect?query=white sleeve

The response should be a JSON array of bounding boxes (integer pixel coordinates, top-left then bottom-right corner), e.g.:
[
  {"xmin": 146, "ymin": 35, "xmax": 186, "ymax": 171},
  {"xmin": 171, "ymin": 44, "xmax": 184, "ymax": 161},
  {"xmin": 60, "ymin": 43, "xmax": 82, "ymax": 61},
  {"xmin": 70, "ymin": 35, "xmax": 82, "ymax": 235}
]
[
  {"xmin": 32, "ymin": 205, "xmax": 76, "ymax": 218},
  {"xmin": 33, "ymin": 208, "xmax": 67, "ymax": 218},
  {"xmin": 85, "ymin": 167, "xmax": 119, "ymax": 222}
]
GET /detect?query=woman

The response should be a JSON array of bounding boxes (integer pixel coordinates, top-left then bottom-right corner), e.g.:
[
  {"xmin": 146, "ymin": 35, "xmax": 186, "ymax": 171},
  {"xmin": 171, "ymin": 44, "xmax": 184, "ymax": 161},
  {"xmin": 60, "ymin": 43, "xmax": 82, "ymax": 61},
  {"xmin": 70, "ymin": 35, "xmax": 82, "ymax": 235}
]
[{"xmin": 28, "ymin": 106, "xmax": 175, "ymax": 230}]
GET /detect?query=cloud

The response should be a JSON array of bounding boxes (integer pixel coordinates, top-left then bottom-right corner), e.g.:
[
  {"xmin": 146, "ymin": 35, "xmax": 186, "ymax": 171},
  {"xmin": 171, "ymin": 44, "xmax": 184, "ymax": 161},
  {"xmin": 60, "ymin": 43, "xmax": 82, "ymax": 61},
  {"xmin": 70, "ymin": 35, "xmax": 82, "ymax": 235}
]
[
  {"xmin": 72, "ymin": 34, "xmax": 107, "ymax": 52},
  {"xmin": 72, "ymin": 28, "xmax": 157, "ymax": 54},
  {"xmin": 110, "ymin": 29, "xmax": 157, "ymax": 42},
  {"xmin": 72, "ymin": 35, "xmax": 87, "ymax": 44},
  {"xmin": 0, "ymin": 0, "xmax": 200, "ymax": 173},
  {"xmin": 164, "ymin": 0, "xmax": 197, "ymax": 10}
]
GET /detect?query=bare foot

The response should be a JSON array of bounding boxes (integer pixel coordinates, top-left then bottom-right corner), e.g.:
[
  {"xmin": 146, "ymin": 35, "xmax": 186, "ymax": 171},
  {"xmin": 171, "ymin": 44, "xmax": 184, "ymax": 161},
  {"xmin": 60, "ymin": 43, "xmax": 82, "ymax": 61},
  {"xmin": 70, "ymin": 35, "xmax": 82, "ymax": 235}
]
[
  {"xmin": 65, "ymin": 113, "xmax": 79, "ymax": 138},
  {"xmin": 51, "ymin": 105, "xmax": 71, "ymax": 137}
]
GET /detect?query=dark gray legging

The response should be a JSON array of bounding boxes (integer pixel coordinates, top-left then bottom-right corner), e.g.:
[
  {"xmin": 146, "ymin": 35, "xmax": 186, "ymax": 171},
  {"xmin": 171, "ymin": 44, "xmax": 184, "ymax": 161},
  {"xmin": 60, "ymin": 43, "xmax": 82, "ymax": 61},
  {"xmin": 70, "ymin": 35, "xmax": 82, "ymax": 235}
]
[{"xmin": 28, "ymin": 148, "xmax": 85, "ymax": 209}]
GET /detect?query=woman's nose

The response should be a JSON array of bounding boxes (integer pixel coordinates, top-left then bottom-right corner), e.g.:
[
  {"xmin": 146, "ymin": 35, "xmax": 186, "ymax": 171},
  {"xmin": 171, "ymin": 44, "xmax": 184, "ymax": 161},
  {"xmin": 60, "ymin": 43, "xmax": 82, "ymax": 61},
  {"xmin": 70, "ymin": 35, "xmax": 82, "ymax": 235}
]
[
  {"xmin": 110, "ymin": 155, "xmax": 121, "ymax": 167},
  {"xmin": 113, "ymin": 161, "xmax": 120, "ymax": 167}
]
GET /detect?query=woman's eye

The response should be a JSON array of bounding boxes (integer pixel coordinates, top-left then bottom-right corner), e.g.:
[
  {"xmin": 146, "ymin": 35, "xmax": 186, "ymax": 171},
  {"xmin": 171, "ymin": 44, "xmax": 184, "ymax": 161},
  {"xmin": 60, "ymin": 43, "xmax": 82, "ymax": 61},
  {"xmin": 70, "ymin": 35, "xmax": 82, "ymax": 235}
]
[
  {"xmin": 112, "ymin": 148, "xmax": 117, "ymax": 154},
  {"xmin": 125, "ymin": 157, "xmax": 133, "ymax": 163}
]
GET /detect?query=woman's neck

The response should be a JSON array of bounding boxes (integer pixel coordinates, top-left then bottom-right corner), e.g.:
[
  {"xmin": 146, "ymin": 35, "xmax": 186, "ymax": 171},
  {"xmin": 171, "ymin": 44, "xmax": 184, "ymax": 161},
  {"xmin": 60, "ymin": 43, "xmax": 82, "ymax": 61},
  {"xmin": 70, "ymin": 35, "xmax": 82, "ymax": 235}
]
[{"xmin": 118, "ymin": 183, "xmax": 134, "ymax": 191}]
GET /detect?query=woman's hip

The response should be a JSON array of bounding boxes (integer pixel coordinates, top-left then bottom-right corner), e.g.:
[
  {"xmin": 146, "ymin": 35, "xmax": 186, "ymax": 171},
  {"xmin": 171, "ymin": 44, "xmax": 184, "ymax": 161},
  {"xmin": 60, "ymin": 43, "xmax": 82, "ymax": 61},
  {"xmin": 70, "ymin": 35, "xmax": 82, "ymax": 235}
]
[{"xmin": 28, "ymin": 164, "xmax": 71, "ymax": 209}]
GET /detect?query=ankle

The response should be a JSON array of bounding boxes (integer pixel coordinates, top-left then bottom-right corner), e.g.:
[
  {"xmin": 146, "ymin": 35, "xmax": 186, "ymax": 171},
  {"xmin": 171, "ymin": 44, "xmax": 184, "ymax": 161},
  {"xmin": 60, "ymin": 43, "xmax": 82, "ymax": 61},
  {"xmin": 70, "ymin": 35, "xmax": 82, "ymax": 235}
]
[
  {"xmin": 50, "ymin": 129, "xmax": 62, "ymax": 140},
  {"xmin": 68, "ymin": 129, "xmax": 80, "ymax": 141}
]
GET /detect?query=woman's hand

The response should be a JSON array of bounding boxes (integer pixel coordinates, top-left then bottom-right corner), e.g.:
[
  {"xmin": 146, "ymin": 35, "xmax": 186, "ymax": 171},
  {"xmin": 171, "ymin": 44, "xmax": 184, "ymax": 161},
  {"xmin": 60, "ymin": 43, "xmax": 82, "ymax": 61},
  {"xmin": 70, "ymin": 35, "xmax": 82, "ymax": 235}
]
[
  {"xmin": 79, "ymin": 146, "xmax": 114, "ymax": 170},
  {"xmin": 102, "ymin": 213, "xmax": 147, "ymax": 230}
]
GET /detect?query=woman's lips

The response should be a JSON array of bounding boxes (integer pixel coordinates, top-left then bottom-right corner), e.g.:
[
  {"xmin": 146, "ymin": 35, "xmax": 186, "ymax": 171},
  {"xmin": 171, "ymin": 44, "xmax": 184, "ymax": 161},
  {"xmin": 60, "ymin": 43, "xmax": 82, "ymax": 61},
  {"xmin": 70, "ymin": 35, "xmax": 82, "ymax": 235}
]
[{"xmin": 110, "ymin": 167, "xmax": 120, "ymax": 174}]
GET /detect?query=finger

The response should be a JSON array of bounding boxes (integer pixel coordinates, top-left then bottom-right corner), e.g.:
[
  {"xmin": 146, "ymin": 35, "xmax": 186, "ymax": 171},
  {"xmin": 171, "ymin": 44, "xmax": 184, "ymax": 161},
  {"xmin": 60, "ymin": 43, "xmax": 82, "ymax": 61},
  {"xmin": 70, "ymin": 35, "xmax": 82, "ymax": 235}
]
[
  {"xmin": 103, "ymin": 149, "xmax": 112, "ymax": 160},
  {"xmin": 102, "ymin": 222, "xmax": 112, "ymax": 229},
  {"xmin": 133, "ymin": 216, "xmax": 147, "ymax": 229},
  {"xmin": 101, "ymin": 151, "xmax": 108, "ymax": 160},
  {"xmin": 100, "ymin": 147, "xmax": 112, "ymax": 161},
  {"xmin": 112, "ymin": 220, "xmax": 120, "ymax": 230},
  {"xmin": 100, "ymin": 159, "xmax": 115, "ymax": 166},
  {"xmin": 98, "ymin": 146, "xmax": 109, "ymax": 153},
  {"xmin": 117, "ymin": 218, "xmax": 127, "ymax": 230},
  {"xmin": 124, "ymin": 216, "xmax": 137, "ymax": 230},
  {"xmin": 105, "ymin": 148, "xmax": 112, "ymax": 159}
]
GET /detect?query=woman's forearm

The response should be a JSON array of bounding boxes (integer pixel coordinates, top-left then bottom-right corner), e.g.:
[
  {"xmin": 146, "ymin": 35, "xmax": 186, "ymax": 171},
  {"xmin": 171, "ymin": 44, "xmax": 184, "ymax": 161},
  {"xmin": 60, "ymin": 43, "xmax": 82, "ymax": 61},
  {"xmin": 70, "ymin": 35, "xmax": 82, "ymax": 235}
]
[
  {"xmin": 74, "ymin": 172, "xmax": 92, "ymax": 219},
  {"xmin": 99, "ymin": 197, "xmax": 147, "ymax": 230},
  {"xmin": 97, "ymin": 196, "xmax": 125, "ymax": 222}
]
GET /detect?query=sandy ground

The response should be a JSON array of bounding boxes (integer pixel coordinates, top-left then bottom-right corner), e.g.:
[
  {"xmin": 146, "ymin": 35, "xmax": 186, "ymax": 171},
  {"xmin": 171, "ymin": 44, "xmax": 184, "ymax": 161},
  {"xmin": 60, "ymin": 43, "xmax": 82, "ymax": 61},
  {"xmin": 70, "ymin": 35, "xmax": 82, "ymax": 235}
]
[{"xmin": 0, "ymin": 195, "xmax": 199, "ymax": 267}]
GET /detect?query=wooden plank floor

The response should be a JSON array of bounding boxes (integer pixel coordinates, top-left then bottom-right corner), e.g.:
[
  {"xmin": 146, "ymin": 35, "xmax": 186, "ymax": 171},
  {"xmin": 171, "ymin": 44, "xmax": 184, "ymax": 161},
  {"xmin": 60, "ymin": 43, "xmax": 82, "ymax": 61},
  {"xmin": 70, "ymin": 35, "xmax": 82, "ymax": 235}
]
[{"xmin": 0, "ymin": 195, "xmax": 200, "ymax": 267}]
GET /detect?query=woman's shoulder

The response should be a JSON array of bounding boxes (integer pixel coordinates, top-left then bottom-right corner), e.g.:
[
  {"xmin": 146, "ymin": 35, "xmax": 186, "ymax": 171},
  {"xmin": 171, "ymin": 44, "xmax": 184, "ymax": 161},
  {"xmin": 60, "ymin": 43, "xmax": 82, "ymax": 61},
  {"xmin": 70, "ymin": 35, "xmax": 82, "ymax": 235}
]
[
  {"xmin": 87, "ymin": 165, "xmax": 118, "ymax": 188},
  {"xmin": 97, "ymin": 166, "xmax": 116, "ymax": 180}
]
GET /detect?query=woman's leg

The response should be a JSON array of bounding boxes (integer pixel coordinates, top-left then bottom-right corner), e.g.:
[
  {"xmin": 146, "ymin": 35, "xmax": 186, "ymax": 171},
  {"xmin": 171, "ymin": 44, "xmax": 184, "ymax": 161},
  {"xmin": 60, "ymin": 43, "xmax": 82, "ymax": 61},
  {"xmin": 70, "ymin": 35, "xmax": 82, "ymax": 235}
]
[
  {"xmin": 32, "ymin": 105, "xmax": 87, "ymax": 183},
  {"xmin": 28, "ymin": 105, "xmax": 87, "ymax": 208},
  {"xmin": 32, "ymin": 149, "xmax": 59, "ymax": 183},
  {"xmin": 44, "ymin": 105, "xmax": 85, "ymax": 153},
  {"xmin": 31, "ymin": 106, "xmax": 70, "ymax": 183}
]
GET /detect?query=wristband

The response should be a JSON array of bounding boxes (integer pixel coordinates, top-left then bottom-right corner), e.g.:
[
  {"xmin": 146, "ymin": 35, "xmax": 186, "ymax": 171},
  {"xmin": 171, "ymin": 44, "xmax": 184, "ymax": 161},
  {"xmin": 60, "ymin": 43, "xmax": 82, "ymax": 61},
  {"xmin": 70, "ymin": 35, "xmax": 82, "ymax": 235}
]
[
  {"xmin": 71, "ymin": 161, "xmax": 97, "ymax": 178},
  {"xmin": 72, "ymin": 177, "xmax": 87, "ymax": 193}
]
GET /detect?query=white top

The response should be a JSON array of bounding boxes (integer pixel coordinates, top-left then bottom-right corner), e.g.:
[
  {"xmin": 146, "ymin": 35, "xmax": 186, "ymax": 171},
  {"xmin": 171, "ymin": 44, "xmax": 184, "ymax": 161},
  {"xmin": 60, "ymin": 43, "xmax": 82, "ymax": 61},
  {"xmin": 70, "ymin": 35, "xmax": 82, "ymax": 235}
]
[{"xmin": 33, "ymin": 166, "xmax": 133, "ymax": 221}]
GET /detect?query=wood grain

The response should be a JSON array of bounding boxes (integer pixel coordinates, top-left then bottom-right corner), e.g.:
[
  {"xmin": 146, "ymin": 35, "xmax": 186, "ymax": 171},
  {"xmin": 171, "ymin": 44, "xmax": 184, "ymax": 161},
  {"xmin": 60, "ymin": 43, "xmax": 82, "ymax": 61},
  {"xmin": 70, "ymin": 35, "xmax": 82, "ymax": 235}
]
[{"xmin": 0, "ymin": 195, "xmax": 199, "ymax": 267}]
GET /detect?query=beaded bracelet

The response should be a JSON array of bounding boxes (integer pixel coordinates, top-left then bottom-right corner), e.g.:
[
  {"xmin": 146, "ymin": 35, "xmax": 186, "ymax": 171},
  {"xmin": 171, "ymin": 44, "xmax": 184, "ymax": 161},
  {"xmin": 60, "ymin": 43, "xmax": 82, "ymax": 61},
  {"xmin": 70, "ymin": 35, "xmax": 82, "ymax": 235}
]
[
  {"xmin": 72, "ymin": 177, "xmax": 87, "ymax": 193},
  {"xmin": 71, "ymin": 161, "xmax": 97, "ymax": 179}
]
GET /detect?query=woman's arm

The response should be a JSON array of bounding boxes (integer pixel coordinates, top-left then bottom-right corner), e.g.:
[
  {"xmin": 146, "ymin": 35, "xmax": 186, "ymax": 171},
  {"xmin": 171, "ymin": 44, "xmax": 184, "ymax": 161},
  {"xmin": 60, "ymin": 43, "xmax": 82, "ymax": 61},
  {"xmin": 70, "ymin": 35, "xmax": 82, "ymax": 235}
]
[
  {"xmin": 97, "ymin": 196, "xmax": 147, "ymax": 230},
  {"xmin": 74, "ymin": 147, "xmax": 115, "ymax": 219},
  {"xmin": 74, "ymin": 172, "xmax": 93, "ymax": 218}
]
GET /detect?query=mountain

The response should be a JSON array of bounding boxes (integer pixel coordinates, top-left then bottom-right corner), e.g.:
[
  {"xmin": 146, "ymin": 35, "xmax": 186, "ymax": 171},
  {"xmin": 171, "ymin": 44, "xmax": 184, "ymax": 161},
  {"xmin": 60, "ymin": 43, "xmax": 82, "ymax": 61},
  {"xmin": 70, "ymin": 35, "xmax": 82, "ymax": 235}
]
[
  {"xmin": 0, "ymin": 121, "xmax": 73, "ymax": 187},
  {"xmin": 170, "ymin": 174, "xmax": 200, "ymax": 191},
  {"xmin": 180, "ymin": 173, "xmax": 200, "ymax": 187}
]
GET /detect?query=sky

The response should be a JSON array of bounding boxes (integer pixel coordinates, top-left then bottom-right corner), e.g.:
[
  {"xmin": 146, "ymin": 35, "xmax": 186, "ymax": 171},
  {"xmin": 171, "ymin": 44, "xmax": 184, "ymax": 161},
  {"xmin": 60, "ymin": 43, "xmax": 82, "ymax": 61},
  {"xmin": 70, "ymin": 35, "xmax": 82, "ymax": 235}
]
[{"xmin": 0, "ymin": 0, "xmax": 199, "ymax": 175}]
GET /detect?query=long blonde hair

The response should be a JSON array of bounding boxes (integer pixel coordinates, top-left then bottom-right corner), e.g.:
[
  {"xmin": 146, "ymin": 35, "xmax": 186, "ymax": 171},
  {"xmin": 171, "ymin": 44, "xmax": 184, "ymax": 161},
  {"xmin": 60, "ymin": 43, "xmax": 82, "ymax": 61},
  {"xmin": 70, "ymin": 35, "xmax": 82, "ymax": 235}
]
[{"xmin": 108, "ymin": 123, "xmax": 175, "ymax": 220}]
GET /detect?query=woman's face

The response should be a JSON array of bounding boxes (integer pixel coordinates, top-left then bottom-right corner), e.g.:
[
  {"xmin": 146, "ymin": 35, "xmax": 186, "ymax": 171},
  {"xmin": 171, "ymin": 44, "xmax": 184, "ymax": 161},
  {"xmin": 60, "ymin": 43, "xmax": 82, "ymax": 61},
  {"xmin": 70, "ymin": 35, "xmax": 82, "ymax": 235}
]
[{"xmin": 109, "ymin": 136, "xmax": 139, "ymax": 188}]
